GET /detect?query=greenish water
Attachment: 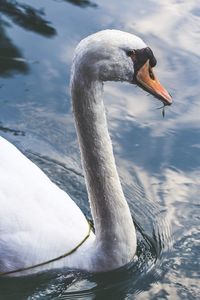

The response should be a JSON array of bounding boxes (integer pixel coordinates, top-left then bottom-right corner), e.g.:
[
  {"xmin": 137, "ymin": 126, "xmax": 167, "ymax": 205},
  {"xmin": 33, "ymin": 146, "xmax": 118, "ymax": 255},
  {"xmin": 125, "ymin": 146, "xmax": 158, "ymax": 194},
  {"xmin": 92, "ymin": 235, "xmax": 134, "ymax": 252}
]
[{"xmin": 0, "ymin": 0, "xmax": 199, "ymax": 299}]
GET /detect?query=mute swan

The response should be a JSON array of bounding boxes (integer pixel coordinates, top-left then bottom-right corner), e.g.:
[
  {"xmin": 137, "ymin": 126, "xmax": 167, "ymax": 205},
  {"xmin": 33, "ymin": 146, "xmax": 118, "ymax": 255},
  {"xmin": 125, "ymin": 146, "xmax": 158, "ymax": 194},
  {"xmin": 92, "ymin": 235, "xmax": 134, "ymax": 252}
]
[{"xmin": 0, "ymin": 30, "xmax": 172, "ymax": 276}]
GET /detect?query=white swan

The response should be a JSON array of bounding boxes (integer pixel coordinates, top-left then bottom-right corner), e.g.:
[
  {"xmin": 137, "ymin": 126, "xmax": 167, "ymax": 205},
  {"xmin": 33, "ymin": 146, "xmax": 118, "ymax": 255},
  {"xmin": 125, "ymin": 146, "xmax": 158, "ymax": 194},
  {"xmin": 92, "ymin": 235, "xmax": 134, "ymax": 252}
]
[{"xmin": 0, "ymin": 30, "xmax": 172, "ymax": 276}]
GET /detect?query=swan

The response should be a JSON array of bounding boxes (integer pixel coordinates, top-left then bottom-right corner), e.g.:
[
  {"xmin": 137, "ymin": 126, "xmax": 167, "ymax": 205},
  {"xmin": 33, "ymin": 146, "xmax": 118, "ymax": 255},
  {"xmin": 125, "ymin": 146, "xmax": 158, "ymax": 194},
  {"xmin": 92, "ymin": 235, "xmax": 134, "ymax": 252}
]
[{"xmin": 0, "ymin": 30, "xmax": 172, "ymax": 276}]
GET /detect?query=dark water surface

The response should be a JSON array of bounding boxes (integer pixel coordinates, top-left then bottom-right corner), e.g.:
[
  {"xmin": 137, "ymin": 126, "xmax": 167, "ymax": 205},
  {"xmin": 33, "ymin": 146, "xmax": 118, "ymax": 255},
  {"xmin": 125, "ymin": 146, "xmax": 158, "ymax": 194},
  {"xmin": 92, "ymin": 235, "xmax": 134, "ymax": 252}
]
[{"xmin": 0, "ymin": 0, "xmax": 199, "ymax": 299}]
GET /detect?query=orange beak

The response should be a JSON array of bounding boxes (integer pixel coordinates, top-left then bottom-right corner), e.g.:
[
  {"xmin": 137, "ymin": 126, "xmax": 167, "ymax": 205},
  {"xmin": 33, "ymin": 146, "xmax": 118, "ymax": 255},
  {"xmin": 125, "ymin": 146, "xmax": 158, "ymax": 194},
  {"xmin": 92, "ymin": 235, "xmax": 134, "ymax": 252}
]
[{"xmin": 136, "ymin": 60, "xmax": 172, "ymax": 106}]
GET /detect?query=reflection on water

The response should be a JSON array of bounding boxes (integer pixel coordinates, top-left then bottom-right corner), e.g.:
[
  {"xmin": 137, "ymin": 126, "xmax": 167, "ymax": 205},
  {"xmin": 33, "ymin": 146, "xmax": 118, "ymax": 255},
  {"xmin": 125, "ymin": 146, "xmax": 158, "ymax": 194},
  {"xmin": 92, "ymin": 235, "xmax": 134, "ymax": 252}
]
[
  {"xmin": 0, "ymin": 0, "xmax": 199, "ymax": 299},
  {"xmin": 57, "ymin": 0, "xmax": 97, "ymax": 8},
  {"xmin": 0, "ymin": 22, "xmax": 28, "ymax": 76},
  {"xmin": 0, "ymin": 122, "xmax": 25, "ymax": 136},
  {"xmin": 0, "ymin": 0, "xmax": 57, "ymax": 76},
  {"xmin": 0, "ymin": 1, "xmax": 56, "ymax": 36}
]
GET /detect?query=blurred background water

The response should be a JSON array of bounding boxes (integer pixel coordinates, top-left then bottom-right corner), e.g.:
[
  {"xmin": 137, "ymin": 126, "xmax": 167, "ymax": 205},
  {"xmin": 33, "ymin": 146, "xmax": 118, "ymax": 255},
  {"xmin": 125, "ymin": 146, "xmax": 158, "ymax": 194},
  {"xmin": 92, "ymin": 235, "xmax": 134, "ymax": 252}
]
[{"xmin": 0, "ymin": 0, "xmax": 199, "ymax": 299}]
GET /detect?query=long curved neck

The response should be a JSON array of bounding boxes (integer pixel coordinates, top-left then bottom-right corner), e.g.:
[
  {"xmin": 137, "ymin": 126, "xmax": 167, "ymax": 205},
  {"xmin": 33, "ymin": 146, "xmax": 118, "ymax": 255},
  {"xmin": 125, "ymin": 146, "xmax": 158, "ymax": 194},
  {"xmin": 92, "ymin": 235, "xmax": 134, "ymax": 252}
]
[{"xmin": 71, "ymin": 75, "xmax": 136, "ymax": 269}]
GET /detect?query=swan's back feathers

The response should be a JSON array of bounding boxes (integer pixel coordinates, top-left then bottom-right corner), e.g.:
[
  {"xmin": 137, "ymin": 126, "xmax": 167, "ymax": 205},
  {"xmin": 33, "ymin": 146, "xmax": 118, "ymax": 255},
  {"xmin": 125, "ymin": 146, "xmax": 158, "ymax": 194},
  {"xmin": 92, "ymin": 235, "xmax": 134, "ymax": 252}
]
[{"xmin": 0, "ymin": 136, "xmax": 94, "ymax": 274}]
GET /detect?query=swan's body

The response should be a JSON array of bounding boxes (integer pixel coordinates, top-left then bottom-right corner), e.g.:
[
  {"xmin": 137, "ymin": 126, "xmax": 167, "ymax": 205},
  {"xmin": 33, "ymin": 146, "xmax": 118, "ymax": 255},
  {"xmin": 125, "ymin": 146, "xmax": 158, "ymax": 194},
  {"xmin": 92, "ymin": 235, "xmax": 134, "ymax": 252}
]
[
  {"xmin": 0, "ymin": 136, "xmax": 96, "ymax": 274},
  {"xmin": 0, "ymin": 30, "xmax": 171, "ymax": 276}
]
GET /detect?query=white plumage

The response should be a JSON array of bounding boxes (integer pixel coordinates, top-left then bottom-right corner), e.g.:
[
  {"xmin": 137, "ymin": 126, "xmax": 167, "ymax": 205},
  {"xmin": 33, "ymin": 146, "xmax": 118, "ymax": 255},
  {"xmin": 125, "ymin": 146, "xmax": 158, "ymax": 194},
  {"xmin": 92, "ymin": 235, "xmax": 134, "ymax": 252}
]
[
  {"xmin": 0, "ymin": 136, "xmax": 95, "ymax": 274},
  {"xmin": 0, "ymin": 30, "xmax": 171, "ymax": 276}
]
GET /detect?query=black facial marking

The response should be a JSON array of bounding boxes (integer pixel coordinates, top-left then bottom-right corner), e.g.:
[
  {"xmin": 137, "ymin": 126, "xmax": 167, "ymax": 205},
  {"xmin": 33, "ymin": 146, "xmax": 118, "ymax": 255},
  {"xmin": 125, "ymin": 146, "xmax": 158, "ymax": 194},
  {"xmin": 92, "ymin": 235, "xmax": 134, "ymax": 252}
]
[
  {"xmin": 145, "ymin": 47, "xmax": 157, "ymax": 67},
  {"xmin": 131, "ymin": 47, "xmax": 157, "ymax": 73}
]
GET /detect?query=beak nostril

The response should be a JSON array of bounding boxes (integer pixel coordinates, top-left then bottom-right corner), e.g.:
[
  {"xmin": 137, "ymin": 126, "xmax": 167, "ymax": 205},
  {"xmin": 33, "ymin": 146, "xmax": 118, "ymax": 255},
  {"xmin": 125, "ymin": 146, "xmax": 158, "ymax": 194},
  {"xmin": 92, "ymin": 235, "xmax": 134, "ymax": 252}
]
[{"xmin": 149, "ymin": 67, "xmax": 155, "ymax": 80}]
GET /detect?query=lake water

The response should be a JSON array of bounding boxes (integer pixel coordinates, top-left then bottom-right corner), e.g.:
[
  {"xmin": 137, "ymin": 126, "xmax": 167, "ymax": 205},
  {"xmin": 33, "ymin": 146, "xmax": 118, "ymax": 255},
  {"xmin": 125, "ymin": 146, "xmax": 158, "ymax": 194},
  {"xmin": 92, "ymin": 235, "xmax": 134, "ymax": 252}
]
[{"xmin": 0, "ymin": 0, "xmax": 199, "ymax": 299}]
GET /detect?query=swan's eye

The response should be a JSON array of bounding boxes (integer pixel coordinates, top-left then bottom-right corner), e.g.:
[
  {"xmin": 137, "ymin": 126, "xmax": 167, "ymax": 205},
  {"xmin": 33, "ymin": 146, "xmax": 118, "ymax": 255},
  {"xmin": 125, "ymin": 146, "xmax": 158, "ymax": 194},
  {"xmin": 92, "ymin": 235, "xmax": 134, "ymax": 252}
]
[{"xmin": 127, "ymin": 50, "xmax": 134, "ymax": 57}]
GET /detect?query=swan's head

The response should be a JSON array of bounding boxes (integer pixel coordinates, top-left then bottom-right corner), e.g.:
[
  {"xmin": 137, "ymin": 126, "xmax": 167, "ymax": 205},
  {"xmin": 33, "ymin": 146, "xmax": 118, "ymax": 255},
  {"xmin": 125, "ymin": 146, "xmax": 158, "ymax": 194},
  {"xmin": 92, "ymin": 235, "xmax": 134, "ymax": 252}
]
[{"xmin": 72, "ymin": 29, "xmax": 172, "ymax": 105}]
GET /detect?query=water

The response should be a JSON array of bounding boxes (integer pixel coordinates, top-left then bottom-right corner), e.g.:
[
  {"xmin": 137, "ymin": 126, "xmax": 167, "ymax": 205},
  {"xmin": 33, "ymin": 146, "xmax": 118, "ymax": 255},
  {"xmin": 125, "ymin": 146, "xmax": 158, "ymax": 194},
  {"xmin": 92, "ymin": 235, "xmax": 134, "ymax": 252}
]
[{"xmin": 0, "ymin": 0, "xmax": 199, "ymax": 299}]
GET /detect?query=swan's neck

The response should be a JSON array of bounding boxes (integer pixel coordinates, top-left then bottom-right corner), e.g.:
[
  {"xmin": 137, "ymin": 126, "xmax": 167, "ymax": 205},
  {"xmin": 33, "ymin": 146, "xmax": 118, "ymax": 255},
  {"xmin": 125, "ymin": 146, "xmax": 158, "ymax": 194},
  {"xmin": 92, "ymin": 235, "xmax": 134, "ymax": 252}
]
[{"xmin": 71, "ymin": 77, "xmax": 136, "ymax": 269}]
